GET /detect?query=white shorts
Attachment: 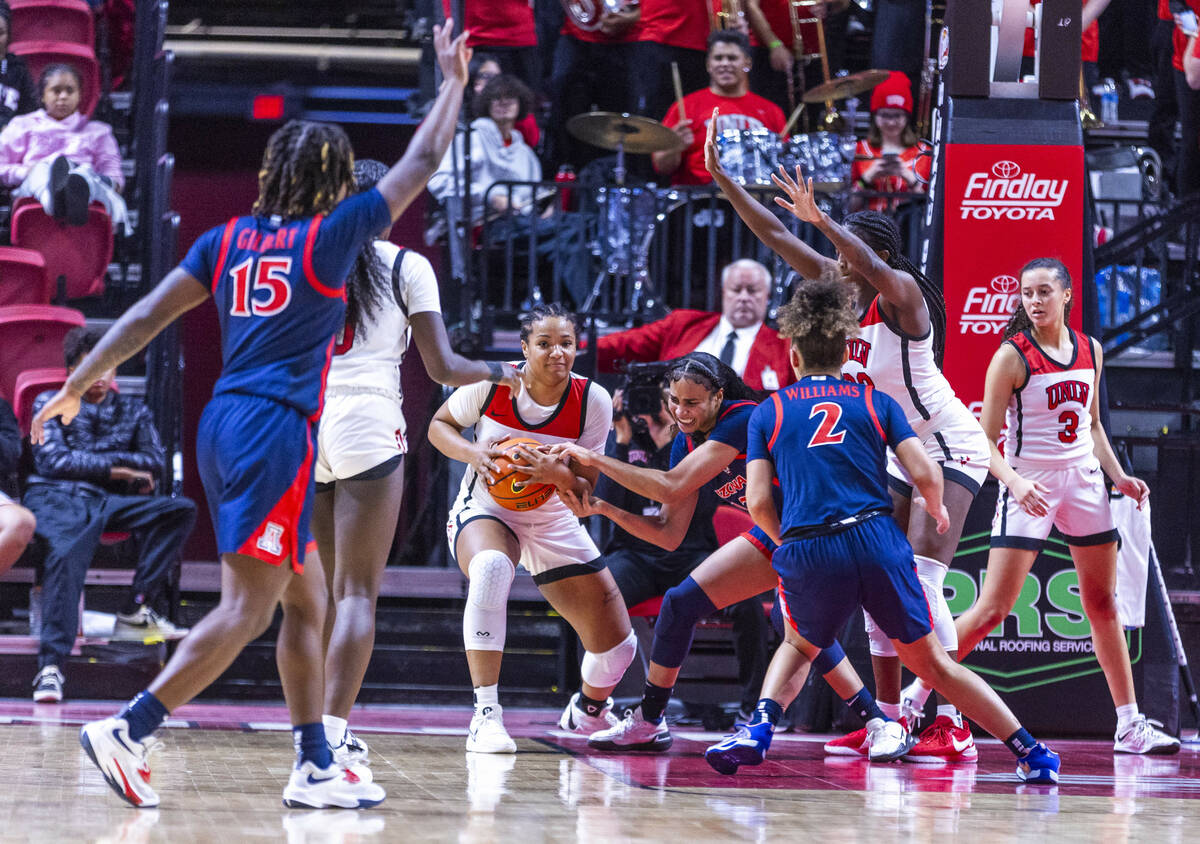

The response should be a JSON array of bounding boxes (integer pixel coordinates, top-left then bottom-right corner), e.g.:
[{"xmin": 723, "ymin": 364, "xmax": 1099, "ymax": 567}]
[
  {"xmin": 446, "ymin": 498, "xmax": 603, "ymax": 585},
  {"xmin": 991, "ymin": 461, "xmax": 1119, "ymax": 551},
  {"xmin": 888, "ymin": 402, "xmax": 991, "ymax": 497},
  {"xmin": 315, "ymin": 391, "xmax": 406, "ymax": 486}
]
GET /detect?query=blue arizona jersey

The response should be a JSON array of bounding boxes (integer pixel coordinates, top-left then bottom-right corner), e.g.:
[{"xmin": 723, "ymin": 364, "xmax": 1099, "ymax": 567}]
[
  {"xmin": 670, "ymin": 399, "xmax": 782, "ymax": 513},
  {"xmin": 180, "ymin": 189, "xmax": 390, "ymax": 418},
  {"xmin": 747, "ymin": 375, "xmax": 916, "ymax": 534}
]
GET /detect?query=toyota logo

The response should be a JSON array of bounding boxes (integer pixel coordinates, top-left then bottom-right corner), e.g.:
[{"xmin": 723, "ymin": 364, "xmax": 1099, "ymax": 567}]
[
  {"xmin": 992, "ymin": 160, "xmax": 1021, "ymax": 178},
  {"xmin": 990, "ymin": 275, "xmax": 1019, "ymax": 294}
]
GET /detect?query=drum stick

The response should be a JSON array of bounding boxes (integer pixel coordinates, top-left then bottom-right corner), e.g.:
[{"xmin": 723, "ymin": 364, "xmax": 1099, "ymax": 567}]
[
  {"xmin": 672, "ymin": 62, "xmax": 687, "ymax": 122},
  {"xmin": 781, "ymin": 101, "xmax": 805, "ymax": 138}
]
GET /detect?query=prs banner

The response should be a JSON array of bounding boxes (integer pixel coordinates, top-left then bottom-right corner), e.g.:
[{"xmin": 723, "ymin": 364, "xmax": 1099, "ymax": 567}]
[{"xmin": 941, "ymin": 143, "xmax": 1084, "ymax": 416}]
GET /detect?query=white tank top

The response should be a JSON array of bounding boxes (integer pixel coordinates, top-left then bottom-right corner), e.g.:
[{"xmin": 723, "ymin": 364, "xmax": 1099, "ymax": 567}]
[
  {"xmin": 1003, "ymin": 328, "xmax": 1097, "ymax": 470},
  {"xmin": 842, "ymin": 296, "xmax": 958, "ymax": 438}
]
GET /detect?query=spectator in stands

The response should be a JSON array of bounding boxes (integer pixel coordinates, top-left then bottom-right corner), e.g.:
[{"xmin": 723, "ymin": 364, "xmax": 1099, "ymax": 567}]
[
  {"xmin": 652, "ymin": 29, "xmax": 786, "ymax": 186},
  {"xmin": 1173, "ymin": 1, "xmax": 1200, "ymax": 195},
  {"xmin": 0, "ymin": 396, "xmax": 35, "ymax": 576},
  {"xmin": 745, "ymin": 0, "xmax": 851, "ymax": 114},
  {"xmin": 850, "ymin": 71, "xmax": 931, "ymax": 212},
  {"xmin": 25, "ymin": 327, "xmax": 196, "ymax": 703},
  {"xmin": 596, "ymin": 258, "xmax": 794, "ymax": 392},
  {"xmin": 443, "ymin": 0, "xmax": 541, "ymax": 93},
  {"xmin": 1186, "ymin": 26, "xmax": 1200, "ymax": 88},
  {"xmin": 469, "ymin": 53, "xmax": 538, "ymax": 149},
  {"xmin": 1151, "ymin": 0, "xmax": 1181, "ymax": 185},
  {"xmin": 0, "ymin": 2, "xmax": 35, "ymax": 129},
  {"xmin": 0, "ymin": 63, "xmax": 127, "ymax": 230}
]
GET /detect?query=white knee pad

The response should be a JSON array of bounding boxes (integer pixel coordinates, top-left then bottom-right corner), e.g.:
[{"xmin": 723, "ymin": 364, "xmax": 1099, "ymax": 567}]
[
  {"xmin": 463, "ymin": 550, "xmax": 515, "ymax": 652},
  {"xmin": 864, "ymin": 610, "xmax": 897, "ymax": 658},
  {"xmin": 580, "ymin": 629, "xmax": 637, "ymax": 688},
  {"xmin": 915, "ymin": 554, "xmax": 958, "ymax": 652}
]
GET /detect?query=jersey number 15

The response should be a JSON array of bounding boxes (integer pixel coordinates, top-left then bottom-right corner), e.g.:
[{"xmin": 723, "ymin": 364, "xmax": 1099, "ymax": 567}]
[{"xmin": 228, "ymin": 256, "xmax": 293, "ymax": 317}]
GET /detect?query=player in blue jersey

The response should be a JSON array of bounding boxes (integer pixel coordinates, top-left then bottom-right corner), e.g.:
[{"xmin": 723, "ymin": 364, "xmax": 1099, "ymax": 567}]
[
  {"xmin": 703, "ymin": 278, "xmax": 1060, "ymax": 784},
  {"xmin": 31, "ymin": 20, "xmax": 475, "ymax": 811},
  {"xmin": 556, "ymin": 352, "xmax": 906, "ymax": 759}
]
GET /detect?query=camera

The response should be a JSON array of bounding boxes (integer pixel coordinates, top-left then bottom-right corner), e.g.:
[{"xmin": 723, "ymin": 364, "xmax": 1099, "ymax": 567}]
[{"xmin": 618, "ymin": 361, "xmax": 668, "ymax": 418}]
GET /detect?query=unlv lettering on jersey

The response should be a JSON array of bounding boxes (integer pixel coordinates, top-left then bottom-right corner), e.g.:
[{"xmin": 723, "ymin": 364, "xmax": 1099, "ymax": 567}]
[
  {"xmin": 1045, "ymin": 380, "xmax": 1090, "ymax": 410},
  {"xmin": 846, "ymin": 338, "xmax": 871, "ymax": 367}
]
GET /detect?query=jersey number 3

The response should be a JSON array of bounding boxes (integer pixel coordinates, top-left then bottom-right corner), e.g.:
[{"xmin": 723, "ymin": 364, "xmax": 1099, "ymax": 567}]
[
  {"xmin": 808, "ymin": 402, "xmax": 847, "ymax": 447},
  {"xmin": 228, "ymin": 256, "xmax": 293, "ymax": 317},
  {"xmin": 1057, "ymin": 410, "xmax": 1079, "ymax": 443}
]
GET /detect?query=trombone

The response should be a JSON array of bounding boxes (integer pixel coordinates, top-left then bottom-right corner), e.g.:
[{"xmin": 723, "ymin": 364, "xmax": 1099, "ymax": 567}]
[{"xmin": 712, "ymin": 0, "xmax": 747, "ymax": 31}]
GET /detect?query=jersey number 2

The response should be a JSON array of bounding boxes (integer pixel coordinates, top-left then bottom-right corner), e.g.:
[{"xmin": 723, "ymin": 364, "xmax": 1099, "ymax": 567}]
[
  {"xmin": 1057, "ymin": 410, "xmax": 1079, "ymax": 443},
  {"xmin": 228, "ymin": 257, "xmax": 293, "ymax": 317},
  {"xmin": 808, "ymin": 402, "xmax": 847, "ymax": 447}
]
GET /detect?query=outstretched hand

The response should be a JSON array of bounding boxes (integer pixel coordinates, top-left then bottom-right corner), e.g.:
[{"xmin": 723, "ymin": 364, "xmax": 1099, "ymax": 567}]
[
  {"xmin": 30, "ymin": 386, "xmax": 82, "ymax": 445},
  {"xmin": 703, "ymin": 107, "xmax": 726, "ymax": 179},
  {"xmin": 433, "ymin": 19, "xmax": 471, "ymax": 86},
  {"xmin": 772, "ymin": 164, "xmax": 823, "ymax": 225}
]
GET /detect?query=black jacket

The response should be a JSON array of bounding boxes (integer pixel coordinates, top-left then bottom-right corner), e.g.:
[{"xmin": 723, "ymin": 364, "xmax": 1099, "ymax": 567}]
[
  {"xmin": 0, "ymin": 54, "xmax": 36, "ymax": 128},
  {"xmin": 0, "ymin": 397, "xmax": 19, "ymax": 496}
]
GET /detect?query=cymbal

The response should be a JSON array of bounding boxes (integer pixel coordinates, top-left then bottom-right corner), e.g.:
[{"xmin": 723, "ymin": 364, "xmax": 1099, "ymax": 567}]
[
  {"xmin": 802, "ymin": 69, "xmax": 892, "ymax": 104},
  {"xmin": 566, "ymin": 111, "xmax": 685, "ymax": 154}
]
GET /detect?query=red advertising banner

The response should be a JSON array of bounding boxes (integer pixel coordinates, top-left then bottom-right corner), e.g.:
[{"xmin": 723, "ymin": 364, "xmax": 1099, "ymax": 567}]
[{"xmin": 941, "ymin": 143, "xmax": 1084, "ymax": 415}]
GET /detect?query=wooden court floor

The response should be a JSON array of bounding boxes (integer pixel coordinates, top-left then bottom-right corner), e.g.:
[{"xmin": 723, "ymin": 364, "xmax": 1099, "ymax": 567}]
[{"xmin": 1, "ymin": 700, "xmax": 1198, "ymax": 843}]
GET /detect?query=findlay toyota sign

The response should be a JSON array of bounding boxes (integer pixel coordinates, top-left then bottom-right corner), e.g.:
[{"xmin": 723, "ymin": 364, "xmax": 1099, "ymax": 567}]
[
  {"xmin": 960, "ymin": 275, "xmax": 1021, "ymax": 335},
  {"xmin": 960, "ymin": 160, "xmax": 1070, "ymax": 221}
]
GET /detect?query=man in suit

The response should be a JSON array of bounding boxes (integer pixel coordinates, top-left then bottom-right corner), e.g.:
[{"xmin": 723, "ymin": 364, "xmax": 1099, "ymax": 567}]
[{"xmin": 596, "ymin": 258, "xmax": 794, "ymax": 391}]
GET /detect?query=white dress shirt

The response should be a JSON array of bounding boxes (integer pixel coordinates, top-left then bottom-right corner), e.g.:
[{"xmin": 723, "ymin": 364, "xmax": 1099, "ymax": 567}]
[{"xmin": 693, "ymin": 316, "xmax": 762, "ymax": 379}]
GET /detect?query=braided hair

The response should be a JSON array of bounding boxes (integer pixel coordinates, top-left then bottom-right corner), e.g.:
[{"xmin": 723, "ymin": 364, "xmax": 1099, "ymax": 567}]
[
  {"xmin": 252, "ymin": 120, "xmax": 356, "ymax": 220},
  {"xmin": 665, "ymin": 352, "xmax": 767, "ymax": 403},
  {"xmin": 777, "ymin": 278, "xmax": 860, "ymax": 371},
  {"xmin": 1002, "ymin": 257, "xmax": 1074, "ymax": 340},
  {"xmin": 342, "ymin": 159, "xmax": 391, "ymax": 338},
  {"xmin": 519, "ymin": 302, "xmax": 581, "ymax": 342},
  {"xmin": 842, "ymin": 210, "xmax": 947, "ymax": 367}
]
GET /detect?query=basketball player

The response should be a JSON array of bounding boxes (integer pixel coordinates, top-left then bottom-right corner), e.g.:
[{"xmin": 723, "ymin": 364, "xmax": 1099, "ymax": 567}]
[
  {"xmin": 951, "ymin": 258, "xmax": 1179, "ymax": 755},
  {"xmin": 556, "ymin": 352, "xmax": 913, "ymax": 762},
  {"xmin": 428, "ymin": 303, "xmax": 635, "ymax": 754},
  {"xmin": 703, "ymin": 277, "xmax": 1061, "ymax": 785},
  {"xmin": 710, "ymin": 109, "xmax": 990, "ymax": 762},
  {"xmin": 31, "ymin": 20, "xmax": 474, "ymax": 809},
  {"xmin": 312, "ymin": 159, "xmax": 522, "ymax": 777}
]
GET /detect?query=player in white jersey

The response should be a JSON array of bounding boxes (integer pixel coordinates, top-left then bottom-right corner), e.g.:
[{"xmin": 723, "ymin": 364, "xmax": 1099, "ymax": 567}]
[
  {"xmin": 312, "ymin": 160, "xmax": 522, "ymax": 776},
  {"xmin": 428, "ymin": 303, "xmax": 637, "ymax": 754},
  {"xmin": 954, "ymin": 258, "xmax": 1178, "ymax": 755},
  {"xmin": 710, "ymin": 114, "xmax": 986, "ymax": 762}
]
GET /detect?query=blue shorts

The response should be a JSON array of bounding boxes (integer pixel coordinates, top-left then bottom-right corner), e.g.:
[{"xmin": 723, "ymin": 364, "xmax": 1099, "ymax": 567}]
[
  {"xmin": 774, "ymin": 514, "xmax": 931, "ymax": 649},
  {"xmin": 196, "ymin": 392, "xmax": 316, "ymax": 573},
  {"xmin": 742, "ymin": 524, "xmax": 778, "ymax": 559}
]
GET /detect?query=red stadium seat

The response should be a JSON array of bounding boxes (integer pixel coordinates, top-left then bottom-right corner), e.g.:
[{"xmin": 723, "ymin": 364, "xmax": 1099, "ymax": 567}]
[
  {"xmin": 9, "ymin": 41, "xmax": 100, "ymax": 117},
  {"xmin": 11, "ymin": 197, "xmax": 112, "ymax": 302},
  {"xmin": 0, "ymin": 246, "xmax": 51, "ymax": 306},
  {"xmin": 713, "ymin": 504, "xmax": 755, "ymax": 546},
  {"xmin": 0, "ymin": 304, "xmax": 86, "ymax": 401},
  {"xmin": 12, "ymin": 367, "xmax": 68, "ymax": 434},
  {"xmin": 10, "ymin": 0, "xmax": 95, "ymax": 48}
]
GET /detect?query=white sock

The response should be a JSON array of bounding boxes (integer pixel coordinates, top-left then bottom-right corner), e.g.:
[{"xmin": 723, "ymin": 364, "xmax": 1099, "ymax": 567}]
[
  {"xmin": 1115, "ymin": 703, "xmax": 1139, "ymax": 732},
  {"xmin": 322, "ymin": 714, "xmax": 347, "ymax": 747},
  {"xmin": 936, "ymin": 704, "xmax": 961, "ymax": 727},
  {"xmin": 879, "ymin": 701, "xmax": 902, "ymax": 721},
  {"xmin": 903, "ymin": 677, "xmax": 933, "ymax": 709},
  {"xmin": 474, "ymin": 684, "xmax": 500, "ymax": 716}
]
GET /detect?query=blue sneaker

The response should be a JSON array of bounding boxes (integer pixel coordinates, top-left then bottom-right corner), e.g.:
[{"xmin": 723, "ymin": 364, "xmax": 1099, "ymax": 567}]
[
  {"xmin": 704, "ymin": 721, "xmax": 774, "ymax": 775},
  {"xmin": 1016, "ymin": 742, "xmax": 1061, "ymax": 784}
]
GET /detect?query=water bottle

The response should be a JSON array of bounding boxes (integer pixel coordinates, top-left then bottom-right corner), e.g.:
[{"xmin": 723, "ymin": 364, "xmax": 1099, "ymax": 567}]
[
  {"xmin": 1100, "ymin": 79, "xmax": 1119, "ymax": 125},
  {"xmin": 555, "ymin": 164, "xmax": 576, "ymax": 211}
]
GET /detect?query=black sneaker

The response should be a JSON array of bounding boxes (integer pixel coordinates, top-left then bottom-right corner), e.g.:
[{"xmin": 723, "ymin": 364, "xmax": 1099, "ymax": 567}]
[{"xmin": 33, "ymin": 665, "xmax": 63, "ymax": 703}]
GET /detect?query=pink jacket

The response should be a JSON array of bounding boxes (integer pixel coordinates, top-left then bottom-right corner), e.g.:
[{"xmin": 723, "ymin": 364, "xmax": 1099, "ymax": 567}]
[{"xmin": 0, "ymin": 109, "xmax": 123, "ymax": 189}]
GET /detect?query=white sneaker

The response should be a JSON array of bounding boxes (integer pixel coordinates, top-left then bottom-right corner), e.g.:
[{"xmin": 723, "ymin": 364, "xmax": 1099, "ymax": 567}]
[
  {"xmin": 282, "ymin": 760, "xmax": 385, "ymax": 809},
  {"xmin": 1114, "ymin": 715, "xmax": 1181, "ymax": 755},
  {"xmin": 558, "ymin": 691, "xmax": 620, "ymax": 734},
  {"xmin": 865, "ymin": 717, "xmax": 917, "ymax": 763},
  {"xmin": 466, "ymin": 706, "xmax": 517, "ymax": 753},
  {"xmin": 899, "ymin": 678, "xmax": 929, "ymax": 729},
  {"xmin": 331, "ymin": 729, "xmax": 372, "ymax": 783},
  {"xmin": 33, "ymin": 665, "xmax": 64, "ymax": 703},
  {"xmin": 79, "ymin": 716, "xmax": 161, "ymax": 808},
  {"xmin": 587, "ymin": 705, "xmax": 673, "ymax": 752},
  {"xmin": 113, "ymin": 606, "xmax": 189, "ymax": 642}
]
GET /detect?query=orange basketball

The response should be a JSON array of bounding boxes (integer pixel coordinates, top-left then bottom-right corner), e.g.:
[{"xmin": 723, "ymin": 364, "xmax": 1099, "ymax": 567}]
[{"xmin": 487, "ymin": 436, "xmax": 555, "ymax": 511}]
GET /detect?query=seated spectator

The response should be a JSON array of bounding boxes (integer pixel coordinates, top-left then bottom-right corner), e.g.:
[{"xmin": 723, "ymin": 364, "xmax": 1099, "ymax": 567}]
[
  {"xmin": 0, "ymin": 396, "xmax": 35, "ymax": 575},
  {"xmin": 850, "ymin": 71, "xmax": 931, "ymax": 212},
  {"xmin": 25, "ymin": 327, "xmax": 196, "ymax": 703},
  {"xmin": 469, "ymin": 53, "xmax": 539, "ymax": 150},
  {"xmin": 0, "ymin": 2, "xmax": 36, "ymax": 129},
  {"xmin": 0, "ymin": 63, "xmax": 128, "ymax": 230},
  {"xmin": 596, "ymin": 258, "xmax": 795, "ymax": 392},
  {"xmin": 652, "ymin": 30, "xmax": 786, "ymax": 186}
]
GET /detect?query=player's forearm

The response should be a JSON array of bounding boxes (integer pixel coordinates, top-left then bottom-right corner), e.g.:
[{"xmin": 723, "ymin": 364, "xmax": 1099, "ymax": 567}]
[
  {"xmin": 813, "ymin": 212, "xmax": 893, "ymax": 288},
  {"xmin": 987, "ymin": 443, "xmax": 1023, "ymax": 489},
  {"xmin": 587, "ymin": 452, "xmax": 677, "ymax": 503},
  {"xmin": 1090, "ymin": 419, "xmax": 1127, "ymax": 482},
  {"xmin": 427, "ymin": 419, "xmax": 475, "ymax": 463},
  {"xmin": 594, "ymin": 499, "xmax": 684, "ymax": 551},
  {"xmin": 409, "ymin": 77, "xmax": 467, "ymax": 175},
  {"xmin": 720, "ymin": 170, "xmax": 829, "ymax": 279}
]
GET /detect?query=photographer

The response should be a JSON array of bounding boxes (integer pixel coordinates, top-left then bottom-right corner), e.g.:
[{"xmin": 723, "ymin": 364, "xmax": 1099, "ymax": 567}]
[{"xmin": 850, "ymin": 71, "xmax": 931, "ymax": 213}]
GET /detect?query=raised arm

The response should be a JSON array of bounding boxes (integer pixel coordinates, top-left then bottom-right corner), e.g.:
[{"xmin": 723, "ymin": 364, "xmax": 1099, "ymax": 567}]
[
  {"xmin": 1087, "ymin": 338, "xmax": 1149, "ymax": 506},
  {"xmin": 703, "ymin": 108, "xmax": 836, "ymax": 281}
]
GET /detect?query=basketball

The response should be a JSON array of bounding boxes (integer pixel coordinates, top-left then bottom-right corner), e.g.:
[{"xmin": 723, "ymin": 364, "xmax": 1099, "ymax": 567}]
[{"xmin": 487, "ymin": 436, "xmax": 555, "ymax": 511}]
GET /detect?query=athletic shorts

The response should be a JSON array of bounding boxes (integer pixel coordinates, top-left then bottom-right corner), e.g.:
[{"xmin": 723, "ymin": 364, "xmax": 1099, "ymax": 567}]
[
  {"xmin": 888, "ymin": 401, "xmax": 991, "ymax": 497},
  {"xmin": 446, "ymin": 498, "xmax": 604, "ymax": 585},
  {"xmin": 314, "ymin": 391, "xmax": 406, "ymax": 487},
  {"xmin": 774, "ymin": 514, "xmax": 932, "ymax": 649},
  {"xmin": 742, "ymin": 524, "xmax": 779, "ymax": 559},
  {"xmin": 197, "ymin": 392, "xmax": 316, "ymax": 573},
  {"xmin": 991, "ymin": 461, "xmax": 1119, "ymax": 551}
]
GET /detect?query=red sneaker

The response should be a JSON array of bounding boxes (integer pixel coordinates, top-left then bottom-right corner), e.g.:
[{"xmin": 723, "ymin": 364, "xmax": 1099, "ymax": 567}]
[
  {"xmin": 903, "ymin": 714, "xmax": 978, "ymax": 764},
  {"xmin": 824, "ymin": 716, "xmax": 906, "ymax": 757}
]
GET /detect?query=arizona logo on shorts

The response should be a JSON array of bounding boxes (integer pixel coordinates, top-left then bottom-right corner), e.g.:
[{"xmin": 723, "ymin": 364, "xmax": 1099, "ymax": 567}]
[{"xmin": 256, "ymin": 522, "xmax": 285, "ymax": 557}]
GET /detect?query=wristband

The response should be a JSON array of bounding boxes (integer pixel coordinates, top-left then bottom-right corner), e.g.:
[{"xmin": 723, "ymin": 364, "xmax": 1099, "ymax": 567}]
[
  {"xmin": 486, "ymin": 361, "xmax": 507, "ymax": 384},
  {"xmin": 768, "ymin": 39, "xmax": 784, "ymax": 50}
]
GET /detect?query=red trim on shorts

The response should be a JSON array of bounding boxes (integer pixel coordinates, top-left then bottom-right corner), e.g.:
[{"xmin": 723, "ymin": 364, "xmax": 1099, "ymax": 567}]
[
  {"xmin": 742, "ymin": 528, "xmax": 771, "ymax": 559},
  {"xmin": 776, "ymin": 577, "xmax": 799, "ymax": 633},
  {"xmin": 767, "ymin": 392, "xmax": 784, "ymax": 451},
  {"xmin": 863, "ymin": 384, "xmax": 886, "ymax": 440},
  {"xmin": 236, "ymin": 424, "xmax": 315, "ymax": 574},
  {"xmin": 309, "ymin": 336, "xmax": 336, "ymax": 423},
  {"xmin": 302, "ymin": 214, "xmax": 342, "ymax": 298},
  {"xmin": 210, "ymin": 218, "xmax": 239, "ymax": 294}
]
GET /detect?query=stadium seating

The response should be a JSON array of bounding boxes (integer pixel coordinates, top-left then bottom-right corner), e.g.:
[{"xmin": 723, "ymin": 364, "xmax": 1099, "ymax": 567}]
[
  {"xmin": 0, "ymin": 304, "xmax": 85, "ymax": 401},
  {"xmin": 12, "ymin": 366, "xmax": 69, "ymax": 433},
  {"xmin": 11, "ymin": 198, "xmax": 113, "ymax": 302},
  {"xmin": 10, "ymin": 0, "xmax": 95, "ymax": 48},
  {"xmin": 0, "ymin": 246, "xmax": 51, "ymax": 306},
  {"xmin": 9, "ymin": 41, "xmax": 100, "ymax": 117}
]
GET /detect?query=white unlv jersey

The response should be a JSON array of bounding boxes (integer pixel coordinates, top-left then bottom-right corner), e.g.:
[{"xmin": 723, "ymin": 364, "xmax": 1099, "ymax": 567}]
[
  {"xmin": 843, "ymin": 296, "xmax": 957, "ymax": 437},
  {"xmin": 446, "ymin": 371, "xmax": 613, "ymax": 524},
  {"xmin": 325, "ymin": 241, "xmax": 441, "ymax": 397},
  {"xmin": 1003, "ymin": 328, "xmax": 1098, "ymax": 469}
]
